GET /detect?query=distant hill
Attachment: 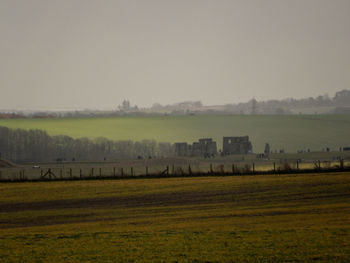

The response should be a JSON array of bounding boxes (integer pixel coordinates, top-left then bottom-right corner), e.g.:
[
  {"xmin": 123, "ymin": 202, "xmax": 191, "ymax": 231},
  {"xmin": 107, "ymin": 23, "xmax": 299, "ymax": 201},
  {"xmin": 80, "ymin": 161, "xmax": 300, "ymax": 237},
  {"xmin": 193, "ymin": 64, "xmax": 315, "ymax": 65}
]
[
  {"xmin": 1, "ymin": 90, "xmax": 349, "ymax": 118},
  {"xmin": 0, "ymin": 115, "xmax": 349, "ymax": 154}
]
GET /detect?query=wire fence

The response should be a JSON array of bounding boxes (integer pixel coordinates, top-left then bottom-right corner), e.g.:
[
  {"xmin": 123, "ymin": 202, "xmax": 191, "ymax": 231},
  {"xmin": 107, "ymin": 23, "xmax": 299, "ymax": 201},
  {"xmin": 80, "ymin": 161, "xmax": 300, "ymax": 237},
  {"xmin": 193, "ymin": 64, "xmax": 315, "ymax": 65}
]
[{"xmin": 0, "ymin": 159, "xmax": 349, "ymax": 182}]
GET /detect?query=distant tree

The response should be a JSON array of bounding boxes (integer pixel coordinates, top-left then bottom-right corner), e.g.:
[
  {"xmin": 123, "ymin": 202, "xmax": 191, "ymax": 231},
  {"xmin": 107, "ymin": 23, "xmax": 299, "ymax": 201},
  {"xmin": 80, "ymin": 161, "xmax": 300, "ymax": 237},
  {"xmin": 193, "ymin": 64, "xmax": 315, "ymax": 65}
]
[
  {"xmin": 250, "ymin": 98, "xmax": 257, "ymax": 114},
  {"xmin": 334, "ymin": 90, "xmax": 350, "ymax": 105},
  {"xmin": 0, "ymin": 126, "xmax": 176, "ymax": 162},
  {"xmin": 158, "ymin": 142, "xmax": 174, "ymax": 157},
  {"xmin": 118, "ymin": 100, "xmax": 131, "ymax": 111},
  {"xmin": 151, "ymin": 103, "xmax": 163, "ymax": 110},
  {"xmin": 275, "ymin": 108, "xmax": 285, "ymax": 114},
  {"xmin": 193, "ymin": 101, "xmax": 203, "ymax": 107}
]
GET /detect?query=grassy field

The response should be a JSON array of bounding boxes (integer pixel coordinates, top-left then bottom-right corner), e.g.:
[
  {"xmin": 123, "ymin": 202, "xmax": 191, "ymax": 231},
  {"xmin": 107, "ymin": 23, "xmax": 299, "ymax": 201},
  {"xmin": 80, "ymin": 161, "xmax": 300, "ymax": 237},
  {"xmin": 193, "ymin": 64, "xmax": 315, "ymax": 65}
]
[
  {"xmin": 0, "ymin": 115, "xmax": 350, "ymax": 152},
  {"xmin": 0, "ymin": 172, "xmax": 350, "ymax": 262}
]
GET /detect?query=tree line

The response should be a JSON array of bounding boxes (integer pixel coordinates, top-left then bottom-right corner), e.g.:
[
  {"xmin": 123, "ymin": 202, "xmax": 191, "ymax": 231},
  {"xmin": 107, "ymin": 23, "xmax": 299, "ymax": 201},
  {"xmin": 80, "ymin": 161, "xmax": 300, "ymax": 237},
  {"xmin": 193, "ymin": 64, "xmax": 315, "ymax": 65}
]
[{"xmin": 0, "ymin": 126, "xmax": 174, "ymax": 163}]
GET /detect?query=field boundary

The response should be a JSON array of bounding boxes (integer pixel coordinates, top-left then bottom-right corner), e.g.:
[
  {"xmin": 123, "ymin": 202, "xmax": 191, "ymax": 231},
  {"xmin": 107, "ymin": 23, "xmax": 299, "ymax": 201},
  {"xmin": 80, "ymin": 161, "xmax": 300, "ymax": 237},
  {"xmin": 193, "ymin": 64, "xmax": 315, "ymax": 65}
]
[{"xmin": 1, "ymin": 164, "xmax": 350, "ymax": 183}]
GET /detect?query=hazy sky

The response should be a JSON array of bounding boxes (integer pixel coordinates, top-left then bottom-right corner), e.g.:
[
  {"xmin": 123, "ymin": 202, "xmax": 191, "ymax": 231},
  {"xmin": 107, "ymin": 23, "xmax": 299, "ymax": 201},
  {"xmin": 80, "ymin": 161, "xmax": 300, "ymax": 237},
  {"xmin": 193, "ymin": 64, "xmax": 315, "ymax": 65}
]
[{"xmin": 1, "ymin": 0, "xmax": 349, "ymax": 110}]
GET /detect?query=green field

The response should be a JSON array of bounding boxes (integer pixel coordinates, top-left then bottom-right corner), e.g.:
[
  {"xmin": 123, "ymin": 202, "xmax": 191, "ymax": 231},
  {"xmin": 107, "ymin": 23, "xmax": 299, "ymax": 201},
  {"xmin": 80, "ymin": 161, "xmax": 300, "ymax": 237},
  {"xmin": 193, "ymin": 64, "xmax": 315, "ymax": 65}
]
[
  {"xmin": 0, "ymin": 172, "xmax": 350, "ymax": 262},
  {"xmin": 0, "ymin": 115, "xmax": 349, "ymax": 152}
]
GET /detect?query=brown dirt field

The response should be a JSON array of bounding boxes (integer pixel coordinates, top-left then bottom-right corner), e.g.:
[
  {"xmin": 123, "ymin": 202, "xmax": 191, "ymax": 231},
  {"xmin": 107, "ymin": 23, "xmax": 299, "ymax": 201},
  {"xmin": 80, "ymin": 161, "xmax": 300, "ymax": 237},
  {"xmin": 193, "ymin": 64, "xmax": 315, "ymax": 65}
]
[
  {"xmin": 1, "ymin": 181, "xmax": 349, "ymax": 213},
  {"xmin": 1, "ymin": 174, "xmax": 350, "ymax": 230}
]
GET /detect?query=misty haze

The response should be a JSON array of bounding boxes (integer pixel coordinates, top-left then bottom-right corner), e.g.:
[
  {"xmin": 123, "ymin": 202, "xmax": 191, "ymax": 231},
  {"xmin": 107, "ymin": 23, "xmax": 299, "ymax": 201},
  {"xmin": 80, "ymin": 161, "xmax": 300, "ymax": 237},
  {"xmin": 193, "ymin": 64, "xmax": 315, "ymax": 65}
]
[{"xmin": 0, "ymin": 1, "xmax": 350, "ymax": 262}]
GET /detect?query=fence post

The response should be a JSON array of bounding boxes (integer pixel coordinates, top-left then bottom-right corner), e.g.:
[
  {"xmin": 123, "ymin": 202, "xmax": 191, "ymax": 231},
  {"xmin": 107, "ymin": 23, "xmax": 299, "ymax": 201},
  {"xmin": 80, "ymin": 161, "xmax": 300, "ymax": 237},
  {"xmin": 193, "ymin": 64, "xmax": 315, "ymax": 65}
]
[
  {"xmin": 91, "ymin": 168, "xmax": 94, "ymax": 177},
  {"xmin": 252, "ymin": 163, "xmax": 255, "ymax": 173},
  {"xmin": 172, "ymin": 165, "xmax": 175, "ymax": 174},
  {"xmin": 296, "ymin": 160, "xmax": 299, "ymax": 170},
  {"xmin": 146, "ymin": 166, "xmax": 148, "ymax": 176},
  {"xmin": 210, "ymin": 163, "xmax": 213, "ymax": 173},
  {"xmin": 318, "ymin": 160, "xmax": 321, "ymax": 170},
  {"xmin": 273, "ymin": 162, "xmax": 276, "ymax": 172},
  {"xmin": 188, "ymin": 165, "xmax": 192, "ymax": 175},
  {"xmin": 121, "ymin": 167, "xmax": 124, "ymax": 176},
  {"xmin": 340, "ymin": 159, "xmax": 344, "ymax": 169},
  {"xmin": 41, "ymin": 170, "xmax": 43, "ymax": 178},
  {"xmin": 60, "ymin": 169, "xmax": 63, "ymax": 179},
  {"xmin": 166, "ymin": 166, "xmax": 169, "ymax": 175},
  {"xmin": 131, "ymin": 167, "xmax": 134, "ymax": 176},
  {"xmin": 232, "ymin": 164, "xmax": 235, "ymax": 174},
  {"xmin": 220, "ymin": 164, "xmax": 224, "ymax": 174},
  {"xmin": 99, "ymin": 168, "xmax": 102, "ymax": 177},
  {"xmin": 0, "ymin": 170, "xmax": 2, "ymax": 180},
  {"xmin": 80, "ymin": 169, "xmax": 82, "ymax": 179},
  {"xmin": 113, "ymin": 167, "xmax": 116, "ymax": 177},
  {"xmin": 70, "ymin": 168, "xmax": 72, "ymax": 179}
]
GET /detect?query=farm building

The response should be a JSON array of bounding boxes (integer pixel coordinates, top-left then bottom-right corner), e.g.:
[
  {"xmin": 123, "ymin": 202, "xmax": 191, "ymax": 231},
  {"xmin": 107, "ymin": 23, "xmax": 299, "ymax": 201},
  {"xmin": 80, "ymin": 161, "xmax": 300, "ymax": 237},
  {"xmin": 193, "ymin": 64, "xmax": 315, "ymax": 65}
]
[
  {"xmin": 175, "ymin": 138, "xmax": 217, "ymax": 157},
  {"xmin": 222, "ymin": 136, "xmax": 253, "ymax": 155}
]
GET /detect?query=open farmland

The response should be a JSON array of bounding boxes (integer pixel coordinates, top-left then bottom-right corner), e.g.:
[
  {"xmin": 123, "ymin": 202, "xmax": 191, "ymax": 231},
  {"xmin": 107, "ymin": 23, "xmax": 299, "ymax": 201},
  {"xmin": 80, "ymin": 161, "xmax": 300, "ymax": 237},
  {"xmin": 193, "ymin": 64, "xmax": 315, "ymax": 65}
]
[
  {"xmin": 0, "ymin": 114, "xmax": 350, "ymax": 152},
  {"xmin": 0, "ymin": 172, "xmax": 350, "ymax": 262}
]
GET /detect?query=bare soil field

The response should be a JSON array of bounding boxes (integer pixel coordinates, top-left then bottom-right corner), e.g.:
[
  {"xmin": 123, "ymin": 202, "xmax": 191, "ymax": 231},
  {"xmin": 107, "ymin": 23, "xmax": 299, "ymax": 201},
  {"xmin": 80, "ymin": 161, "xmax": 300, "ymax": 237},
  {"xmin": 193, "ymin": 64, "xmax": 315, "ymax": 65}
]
[{"xmin": 0, "ymin": 172, "xmax": 350, "ymax": 262}]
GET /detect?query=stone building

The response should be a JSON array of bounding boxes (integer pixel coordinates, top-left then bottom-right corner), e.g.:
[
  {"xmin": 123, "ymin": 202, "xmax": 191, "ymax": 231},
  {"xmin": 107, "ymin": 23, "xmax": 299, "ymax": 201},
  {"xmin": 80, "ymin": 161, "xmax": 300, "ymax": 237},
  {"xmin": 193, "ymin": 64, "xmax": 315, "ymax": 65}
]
[
  {"xmin": 222, "ymin": 136, "xmax": 253, "ymax": 155},
  {"xmin": 175, "ymin": 138, "xmax": 217, "ymax": 157}
]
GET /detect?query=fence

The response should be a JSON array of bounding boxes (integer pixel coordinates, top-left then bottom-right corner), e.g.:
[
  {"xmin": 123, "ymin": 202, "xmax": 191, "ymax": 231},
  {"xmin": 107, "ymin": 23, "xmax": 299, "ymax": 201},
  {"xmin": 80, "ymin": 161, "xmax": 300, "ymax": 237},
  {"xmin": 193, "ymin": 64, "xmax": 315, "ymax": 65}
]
[{"xmin": 0, "ymin": 159, "xmax": 349, "ymax": 182}]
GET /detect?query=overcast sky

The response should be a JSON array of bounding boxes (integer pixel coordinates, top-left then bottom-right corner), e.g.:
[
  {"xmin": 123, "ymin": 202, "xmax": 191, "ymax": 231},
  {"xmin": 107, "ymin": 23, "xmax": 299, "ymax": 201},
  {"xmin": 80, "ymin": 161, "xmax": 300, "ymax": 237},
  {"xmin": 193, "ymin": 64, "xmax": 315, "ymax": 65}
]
[{"xmin": 0, "ymin": 0, "xmax": 349, "ymax": 110}]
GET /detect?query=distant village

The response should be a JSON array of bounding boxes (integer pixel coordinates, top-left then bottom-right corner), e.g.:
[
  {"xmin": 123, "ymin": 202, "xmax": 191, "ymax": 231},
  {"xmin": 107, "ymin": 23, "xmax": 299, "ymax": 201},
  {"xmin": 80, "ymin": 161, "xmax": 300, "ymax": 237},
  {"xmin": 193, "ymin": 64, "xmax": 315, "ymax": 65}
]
[{"xmin": 0, "ymin": 90, "xmax": 349, "ymax": 118}]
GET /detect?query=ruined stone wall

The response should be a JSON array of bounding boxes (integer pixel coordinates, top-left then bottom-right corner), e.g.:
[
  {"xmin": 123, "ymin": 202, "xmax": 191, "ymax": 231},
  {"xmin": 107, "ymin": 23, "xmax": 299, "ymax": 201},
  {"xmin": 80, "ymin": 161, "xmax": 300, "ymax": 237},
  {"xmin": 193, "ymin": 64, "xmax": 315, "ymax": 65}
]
[
  {"xmin": 175, "ymin": 138, "xmax": 217, "ymax": 157},
  {"xmin": 176, "ymin": 136, "xmax": 253, "ymax": 157},
  {"xmin": 198, "ymin": 138, "xmax": 217, "ymax": 157},
  {"xmin": 223, "ymin": 136, "xmax": 252, "ymax": 155}
]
